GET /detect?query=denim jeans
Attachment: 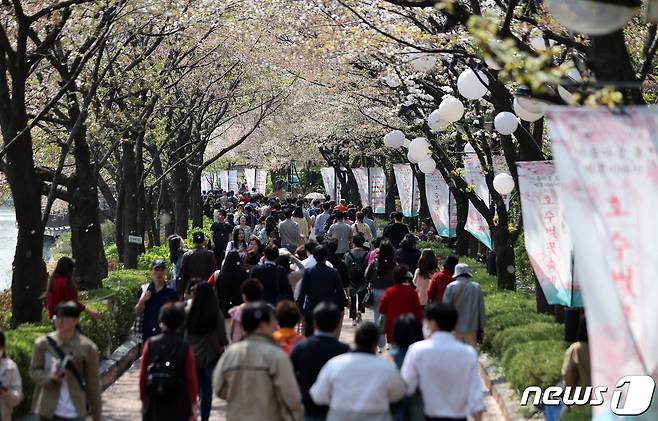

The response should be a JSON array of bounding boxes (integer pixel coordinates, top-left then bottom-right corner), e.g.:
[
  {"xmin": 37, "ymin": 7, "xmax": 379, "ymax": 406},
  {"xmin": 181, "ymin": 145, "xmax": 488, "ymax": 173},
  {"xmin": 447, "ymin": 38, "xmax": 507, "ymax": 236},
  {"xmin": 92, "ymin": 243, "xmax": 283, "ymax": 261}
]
[
  {"xmin": 372, "ymin": 288, "xmax": 386, "ymax": 348},
  {"xmin": 197, "ymin": 359, "xmax": 219, "ymax": 421}
]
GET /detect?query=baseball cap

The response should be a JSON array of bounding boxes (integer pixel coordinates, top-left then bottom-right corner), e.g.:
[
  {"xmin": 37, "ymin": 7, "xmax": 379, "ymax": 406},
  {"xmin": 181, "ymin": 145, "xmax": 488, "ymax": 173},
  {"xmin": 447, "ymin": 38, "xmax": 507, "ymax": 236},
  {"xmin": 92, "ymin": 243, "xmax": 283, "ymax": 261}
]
[
  {"xmin": 151, "ymin": 259, "xmax": 166, "ymax": 270},
  {"xmin": 55, "ymin": 301, "xmax": 81, "ymax": 318},
  {"xmin": 192, "ymin": 232, "xmax": 205, "ymax": 244}
]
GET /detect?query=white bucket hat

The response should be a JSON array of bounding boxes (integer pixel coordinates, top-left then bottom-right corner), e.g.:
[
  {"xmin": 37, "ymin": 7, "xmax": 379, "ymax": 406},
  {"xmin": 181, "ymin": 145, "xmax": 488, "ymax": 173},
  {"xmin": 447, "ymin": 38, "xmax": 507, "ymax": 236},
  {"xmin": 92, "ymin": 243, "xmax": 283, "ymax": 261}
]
[{"xmin": 452, "ymin": 263, "xmax": 473, "ymax": 279}]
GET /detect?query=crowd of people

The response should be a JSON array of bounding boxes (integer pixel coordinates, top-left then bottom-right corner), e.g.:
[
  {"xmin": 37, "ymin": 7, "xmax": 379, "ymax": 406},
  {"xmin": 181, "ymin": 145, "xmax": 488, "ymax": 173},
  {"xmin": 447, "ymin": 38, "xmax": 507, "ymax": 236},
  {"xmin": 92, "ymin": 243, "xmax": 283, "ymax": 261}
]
[{"xmin": 0, "ymin": 187, "xmax": 589, "ymax": 421}]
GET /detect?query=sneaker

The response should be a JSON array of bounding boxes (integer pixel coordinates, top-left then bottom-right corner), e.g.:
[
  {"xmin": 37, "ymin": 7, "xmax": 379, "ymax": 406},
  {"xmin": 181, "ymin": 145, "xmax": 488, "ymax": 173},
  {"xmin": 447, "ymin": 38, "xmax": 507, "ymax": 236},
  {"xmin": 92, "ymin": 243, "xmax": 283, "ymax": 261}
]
[{"xmin": 352, "ymin": 319, "xmax": 357, "ymax": 327}]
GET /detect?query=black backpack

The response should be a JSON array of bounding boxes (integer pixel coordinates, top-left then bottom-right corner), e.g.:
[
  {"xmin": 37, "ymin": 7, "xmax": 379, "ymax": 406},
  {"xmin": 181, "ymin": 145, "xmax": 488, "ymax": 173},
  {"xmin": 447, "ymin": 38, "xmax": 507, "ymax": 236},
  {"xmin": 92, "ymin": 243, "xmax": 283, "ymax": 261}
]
[
  {"xmin": 146, "ymin": 334, "xmax": 187, "ymax": 398},
  {"xmin": 346, "ymin": 250, "xmax": 368, "ymax": 290}
]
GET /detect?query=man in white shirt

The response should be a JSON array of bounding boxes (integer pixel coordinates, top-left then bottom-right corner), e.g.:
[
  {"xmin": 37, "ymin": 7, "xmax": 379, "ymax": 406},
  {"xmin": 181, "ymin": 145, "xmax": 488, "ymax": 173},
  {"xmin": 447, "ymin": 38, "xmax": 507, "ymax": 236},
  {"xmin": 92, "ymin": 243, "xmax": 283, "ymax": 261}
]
[
  {"xmin": 401, "ymin": 303, "xmax": 485, "ymax": 421},
  {"xmin": 301, "ymin": 240, "xmax": 333, "ymax": 270},
  {"xmin": 310, "ymin": 321, "xmax": 405, "ymax": 421}
]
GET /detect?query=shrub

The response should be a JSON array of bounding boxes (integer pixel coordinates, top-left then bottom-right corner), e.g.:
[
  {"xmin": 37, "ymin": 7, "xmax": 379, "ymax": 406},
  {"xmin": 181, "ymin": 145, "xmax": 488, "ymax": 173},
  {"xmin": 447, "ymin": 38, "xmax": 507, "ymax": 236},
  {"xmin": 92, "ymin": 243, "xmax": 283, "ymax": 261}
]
[
  {"xmin": 483, "ymin": 311, "xmax": 553, "ymax": 350},
  {"xmin": 503, "ymin": 340, "xmax": 566, "ymax": 391},
  {"xmin": 103, "ymin": 269, "xmax": 149, "ymax": 339},
  {"xmin": 561, "ymin": 406, "xmax": 592, "ymax": 421},
  {"xmin": 491, "ymin": 322, "xmax": 564, "ymax": 356},
  {"xmin": 485, "ymin": 292, "xmax": 535, "ymax": 319},
  {"xmin": 5, "ymin": 323, "xmax": 52, "ymax": 416},
  {"xmin": 137, "ymin": 245, "xmax": 169, "ymax": 271}
]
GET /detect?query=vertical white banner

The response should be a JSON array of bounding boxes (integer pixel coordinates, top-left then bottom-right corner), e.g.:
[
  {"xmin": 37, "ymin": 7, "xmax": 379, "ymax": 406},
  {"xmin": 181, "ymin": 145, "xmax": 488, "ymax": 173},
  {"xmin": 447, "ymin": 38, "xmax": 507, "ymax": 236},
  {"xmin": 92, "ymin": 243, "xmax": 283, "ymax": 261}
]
[
  {"xmin": 370, "ymin": 167, "xmax": 386, "ymax": 214},
  {"xmin": 351, "ymin": 167, "xmax": 370, "ymax": 208},
  {"xmin": 244, "ymin": 168, "xmax": 256, "ymax": 191},
  {"xmin": 424, "ymin": 170, "xmax": 456, "ymax": 237},
  {"xmin": 463, "ymin": 146, "xmax": 492, "ymax": 249},
  {"xmin": 255, "ymin": 169, "xmax": 267, "ymax": 194},
  {"xmin": 228, "ymin": 170, "xmax": 238, "ymax": 192},
  {"xmin": 549, "ymin": 108, "xmax": 658, "ymax": 419},
  {"xmin": 516, "ymin": 161, "xmax": 578, "ymax": 307},
  {"xmin": 393, "ymin": 163, "xmax": 420, "ymax": 217},
  {"xmin": 320, "ymin": 167, "xmax": 341, "ymax": 200},
  {"xmin": 201, "ymin": 176, "xmax": 212, "ymax": 193},
  {"xmin": 219, "ymin": 170, "xmax": 229, "ymax": 191}
]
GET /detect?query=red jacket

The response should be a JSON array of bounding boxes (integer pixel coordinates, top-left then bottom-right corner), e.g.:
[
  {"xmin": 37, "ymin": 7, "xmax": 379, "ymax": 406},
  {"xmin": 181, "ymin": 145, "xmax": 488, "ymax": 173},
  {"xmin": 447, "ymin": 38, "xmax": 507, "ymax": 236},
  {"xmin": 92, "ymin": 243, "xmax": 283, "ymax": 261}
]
[
  {"xmin": 46, "ymin": 275, "xmax": 86, "ymax": 319},
  {"xmin": 428, "ymin": 270, "xmax": 453, "ymax": 304},
  {"xmin": 379, "ymin": 283, "xmax": 423, "ymax": 343},
  {"xmin": 139, "ymin": 338, "xmax": 198, "ymax": 404}
]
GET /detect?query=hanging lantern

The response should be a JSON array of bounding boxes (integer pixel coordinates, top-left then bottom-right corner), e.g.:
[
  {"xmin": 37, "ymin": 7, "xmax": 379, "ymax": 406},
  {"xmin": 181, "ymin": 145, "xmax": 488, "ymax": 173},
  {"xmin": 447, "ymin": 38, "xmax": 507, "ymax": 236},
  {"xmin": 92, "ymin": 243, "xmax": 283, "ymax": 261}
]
[
  {"xmin": 427, "ymin": 109, "xmax": 449, "ymax": 131},
  {"xmin": 408, "ymin": 137, "xmax": 431, "ymax": 162},
  {"xmin": 457, "ymin": 69, "xmax": 489, "ymax": 100},
  {"xmin": 438, "ymin": 96, "xmax": 465, "ymax": 123},
  {"xmin": 513, "ymin": 99, "xmax": 544, "ymax": 122},
  {"xmin": 493, "ymin": 173, "xmax": 515, "ymax": 195},
  {"xmin": 411, "ymin": 54, "xmax": 437, "ymax": 73},
  {"xmin": 484, "ymin": 56, "xmax": 502, "ymax": 71},
  {"xmin": 403, "ymin": 138, "xmax": 411, "ymax": 148},
  {"xmin": 544, "ymin": 0, "xmax": 640, "ymax": 36},
  {"xmin": 418, "ymin": 158, "xmax": 437, "ymax": 174},
  {"xmin": 383, "ymin": 130, "xmax": 406, "ymax": 148},
  {"xmin": 464, "ymin": 143, "xmax": 475, "ymax": 154},
  {"xmin": 494, "ymin": 112, "xmax": 519, "ymax": 135}
]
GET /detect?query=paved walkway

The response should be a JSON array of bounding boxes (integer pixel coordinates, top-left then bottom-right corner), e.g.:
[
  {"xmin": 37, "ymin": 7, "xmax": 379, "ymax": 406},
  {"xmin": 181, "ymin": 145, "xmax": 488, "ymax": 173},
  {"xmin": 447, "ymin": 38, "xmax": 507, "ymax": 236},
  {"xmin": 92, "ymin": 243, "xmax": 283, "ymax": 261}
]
[{"xmin": 102, "ymin": 311, "xmax": 503, "ymax": 420}]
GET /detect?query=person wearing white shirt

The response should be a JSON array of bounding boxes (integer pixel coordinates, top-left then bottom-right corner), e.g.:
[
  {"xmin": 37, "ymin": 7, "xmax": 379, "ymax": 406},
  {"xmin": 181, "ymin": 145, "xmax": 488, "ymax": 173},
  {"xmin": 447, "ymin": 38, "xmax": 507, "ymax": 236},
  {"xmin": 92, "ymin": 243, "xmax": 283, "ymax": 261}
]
[
  {"xmin": 310, "ymin": 321, "xmax": 405, "ymax": 421},
  {"xmin": 401, "ymin": 303, "xmax": 485, "ymax": 421}
]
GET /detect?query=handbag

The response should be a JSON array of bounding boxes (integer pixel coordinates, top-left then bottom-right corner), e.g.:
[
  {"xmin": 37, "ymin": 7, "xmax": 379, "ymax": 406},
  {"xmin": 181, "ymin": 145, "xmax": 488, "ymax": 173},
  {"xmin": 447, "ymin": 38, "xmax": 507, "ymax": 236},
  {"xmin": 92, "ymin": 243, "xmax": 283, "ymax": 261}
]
[{"xmin": 363, "ymin": 287, "xmax": 374, "ymax": 308}]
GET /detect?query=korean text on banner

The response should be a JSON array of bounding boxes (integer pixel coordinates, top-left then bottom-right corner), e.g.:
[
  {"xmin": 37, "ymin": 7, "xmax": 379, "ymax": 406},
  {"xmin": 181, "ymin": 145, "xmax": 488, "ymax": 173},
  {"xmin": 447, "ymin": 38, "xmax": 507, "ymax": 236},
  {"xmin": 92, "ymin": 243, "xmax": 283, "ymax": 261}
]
[
  {"xmin": 549, "ymin": 108, "xmax": 658, "ymax": 419},
  {"xmin": 219, "ymin": 170, "xmax": 229, "ymax": 192},
  {"xmin": 352, "ymin": 168, "xmax": 370, "ymax": 208},
  {"xmin": 463, "ymin": 146, "xmax": 492, "ymax": 249},
  {"xmin": 424, "ymin": 171, "xmax": 455, "ymax": 237},
  {"xmin": 320, "ymin": 167, "xmax": 341, "ymax": 200},
  {"xmin": 244, "ymin": 168, "xmax": 256, "ymax": 191},
  {"xmin": 255, "ymin": 169, "xmax": 267, "ymax": 194},
  {"xmin": 516, "ymin": 161, "xmax": 580, "ymax": 307},
  {"xmin": 393, "ymin": 163, "xmax": 420, "ymax": 217},
  {"xmin": 228, "ymin": 170, "xmax": 238, "ymax": 192},
  {"xmin": 370, "ymin": 167, "xmax": 387, "ymax": 214}
]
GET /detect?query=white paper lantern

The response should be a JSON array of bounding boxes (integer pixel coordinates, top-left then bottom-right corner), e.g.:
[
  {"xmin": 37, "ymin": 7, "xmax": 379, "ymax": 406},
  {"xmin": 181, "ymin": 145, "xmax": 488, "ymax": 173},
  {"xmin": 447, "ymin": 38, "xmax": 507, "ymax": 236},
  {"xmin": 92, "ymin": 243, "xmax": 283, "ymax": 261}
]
[
  {"xmin": 545, "ymin": 0, "xmax": 638, "ymax": 36},
  {"xmin": 418, "ymin": 158, "xmax": 437, "ymax": 174},
  {"xmin": 408, "ymin": 137, "xmax": 431, "ymax": 162},
  {"xmin": 513, "ymin": 99, "xmax": 544, "ymax": 122},
  {"xmin": 464, "ymin": 143, "xmax": 475, "ymax": 154},
  {"xmin": 383, "ymin": 130, "xmax": 406, "ymax": 148},
  {"xmin": 484, "ymin": 56, "xmax": 502, "ymax": 71},
  {"xmin": 438, "ymin": 96, "xmax": 464, "ymax": 123},
  {"xmin": 558, "ymin": 68, "xmax": 582, "ymax": 105},
  {"xmin": 411, "ymin": 54, "xmax": 437, "ymax": 73},
  {"xmin": 493, "ymin": 173, "xmax": 515, "ymax": 195},
  {"xmin": 407, "ymin": 150, "xmax": 430, "ymax": 164},
  {"xmin": 403, "ymin": 138, "xmax": 411, "ymax": 148},
  {"xmin": 494, "ymin": 112, "xmax": 519, "ymax": 135},
  {"xmin": 457, "ymin": 69, "xmax": 489, "ymax": 100},
  {"xmin": 427, "ymin": 109, "xmax": 449, "ymax": 131}
]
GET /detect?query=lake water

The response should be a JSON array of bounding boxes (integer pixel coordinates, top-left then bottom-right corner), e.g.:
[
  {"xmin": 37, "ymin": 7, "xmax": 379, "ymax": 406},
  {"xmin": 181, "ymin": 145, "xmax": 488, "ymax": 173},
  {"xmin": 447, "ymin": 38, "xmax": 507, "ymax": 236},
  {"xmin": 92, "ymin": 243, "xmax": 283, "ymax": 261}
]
[{"xmin": 0, "ymin": 206, "xmax": 56, "ymax": 291}]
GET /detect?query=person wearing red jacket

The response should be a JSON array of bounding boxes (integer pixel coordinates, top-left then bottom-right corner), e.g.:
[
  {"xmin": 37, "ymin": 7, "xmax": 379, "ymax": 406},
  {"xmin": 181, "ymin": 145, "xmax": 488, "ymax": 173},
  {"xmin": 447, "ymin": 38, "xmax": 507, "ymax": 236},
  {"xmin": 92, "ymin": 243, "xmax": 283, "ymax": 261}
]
[
  {"xmin": 140, "ymin": 304, "xmax": 198, "ymax": 421},
  {"xmin": 379, "ymin": 265, "xmax": 423, "ymax": 344},
  {"xmin": 44, "ymin": 256, "xmax": 100, "ymax": 320},
  {"xmin": 427, "ymin": 255, "xmax": 459, "ymax": 304}
]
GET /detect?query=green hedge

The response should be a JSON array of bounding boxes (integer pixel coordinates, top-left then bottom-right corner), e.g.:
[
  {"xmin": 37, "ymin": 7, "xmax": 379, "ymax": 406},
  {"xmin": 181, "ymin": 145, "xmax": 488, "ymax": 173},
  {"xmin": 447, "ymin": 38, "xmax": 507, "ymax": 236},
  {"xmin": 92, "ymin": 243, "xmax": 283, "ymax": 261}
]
[{"xmin": 417, "ymin": 241, "xmax": 566, "ymax": 396}]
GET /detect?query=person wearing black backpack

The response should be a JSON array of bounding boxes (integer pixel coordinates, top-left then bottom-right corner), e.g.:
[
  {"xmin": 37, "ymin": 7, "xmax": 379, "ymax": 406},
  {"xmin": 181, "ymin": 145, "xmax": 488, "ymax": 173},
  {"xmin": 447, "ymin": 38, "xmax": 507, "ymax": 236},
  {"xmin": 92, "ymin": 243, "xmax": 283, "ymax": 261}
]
[
  {"xmin": 139, "ymin": 304, "xmax": 198, "ymax": 421},
  {"xmin": 343, "ymin": 235, "xmax": 370, "ymax": 326}
]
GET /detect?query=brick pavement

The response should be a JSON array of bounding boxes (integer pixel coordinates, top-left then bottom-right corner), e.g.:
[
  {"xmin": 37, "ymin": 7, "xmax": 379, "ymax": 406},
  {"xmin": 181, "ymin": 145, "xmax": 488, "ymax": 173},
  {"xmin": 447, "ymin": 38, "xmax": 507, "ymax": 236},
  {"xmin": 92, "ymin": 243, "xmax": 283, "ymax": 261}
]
[{"xmin": 102, "ymin": 310, "xmax": 503, "ymax": 420}]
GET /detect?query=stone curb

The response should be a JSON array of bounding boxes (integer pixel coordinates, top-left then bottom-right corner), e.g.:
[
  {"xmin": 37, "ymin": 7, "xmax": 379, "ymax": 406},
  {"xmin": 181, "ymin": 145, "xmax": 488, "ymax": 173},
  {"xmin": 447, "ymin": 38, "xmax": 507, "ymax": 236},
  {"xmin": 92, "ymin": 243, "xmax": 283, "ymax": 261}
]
[
  {"xmin": 479, "ymin": 351, "xmax": 530, "ymax": 421},
  {"xmin": 100, "ymin": 335, "xmax": 143, "ymax": 391}
]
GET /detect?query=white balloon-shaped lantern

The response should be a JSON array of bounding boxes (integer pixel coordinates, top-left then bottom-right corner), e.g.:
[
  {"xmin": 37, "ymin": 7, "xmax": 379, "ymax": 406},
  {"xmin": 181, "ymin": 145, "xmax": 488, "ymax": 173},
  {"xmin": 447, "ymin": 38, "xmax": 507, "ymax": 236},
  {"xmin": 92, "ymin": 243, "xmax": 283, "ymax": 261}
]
[
  {"xmin": 411, "ymin": 54, "xmax": 437, "ymax": 73},
  {"xmin": 408, "ymin": 137, "xmax": 431, "ymax": 162},
  {"xmin": 403, "ymin": 138, "xmax": 411, "ymax": 148},
  {"xmin": 494, "ymin": 112, "xmax": 519, "ymax": 135},
  {"xmin": 493, "ymin": 173, "xmax": 515, "ymax": 195},
  {"xmin": 418, "ymin": 158, "xmax": 437, "ymax": 174},
  {"xmin": 484, "ymin": 56, "xmax": 502, "ymax": 71},
  {"xmin": 558, "ymin": 68, "xmax": 582, "ymax": 105},
  {"xmin": 383, "ymin": 130, "xmax": 406, "ymax": 148},
  {"xmin": 427, "ymin": 109, "xmax": 449, "ymax": 131},
  {"xmin": 438, "ymin": 96, "xmax": 464, "ymax": 123},
  {"xmin": 457, "ymin": 69, "xmax": 489, "ymax": 100},
  {"xmin": 513, "ymin": 99, "xmax": 543, "ymax": 122}
]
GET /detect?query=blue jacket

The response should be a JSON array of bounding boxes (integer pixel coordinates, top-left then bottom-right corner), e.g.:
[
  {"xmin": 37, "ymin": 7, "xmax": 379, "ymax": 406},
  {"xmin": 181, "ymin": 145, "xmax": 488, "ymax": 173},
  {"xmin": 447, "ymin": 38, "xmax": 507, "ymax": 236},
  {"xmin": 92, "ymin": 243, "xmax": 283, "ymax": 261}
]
[{"xmin": 296, "ymin": 263, "xmax": 346, "ymax": 313}]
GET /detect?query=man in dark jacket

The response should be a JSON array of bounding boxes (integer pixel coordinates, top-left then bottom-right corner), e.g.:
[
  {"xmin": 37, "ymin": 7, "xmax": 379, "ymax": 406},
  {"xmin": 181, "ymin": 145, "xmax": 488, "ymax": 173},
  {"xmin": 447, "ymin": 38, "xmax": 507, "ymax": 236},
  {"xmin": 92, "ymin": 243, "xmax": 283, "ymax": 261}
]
[
  {"xmin": 296, "ymin": 246, "xmax": 347, "ymax": 336},
  {"xmin": 249, "ymin": 245, "xmax": 293, "ymax": 305},
  {"xmin": 180, "ymin": 232, "xmax": 218, "ymax": 297},
  {"xmin": 290, "ymin": 302, "xmax": 350, "ymax": 420},
  {"xmin": 382, "ymin": 211, "xmax": 410, "ymax": 248}
]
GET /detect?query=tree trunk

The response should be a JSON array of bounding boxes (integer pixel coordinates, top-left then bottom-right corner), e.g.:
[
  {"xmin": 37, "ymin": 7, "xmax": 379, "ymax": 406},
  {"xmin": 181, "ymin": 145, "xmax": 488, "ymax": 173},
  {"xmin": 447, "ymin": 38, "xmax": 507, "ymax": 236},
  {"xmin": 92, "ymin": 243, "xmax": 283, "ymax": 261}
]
[
  {"xmin": 67, "ymin": 110, "xmax": 107, "ymax": 290},
  {"xmin": 453, "ymin": 189, "xmax": 470, "ymax": 255},
  {"xmin": 492, "ymin": 225, "xmax": 516, "ymax": 290},
  {"xmin": 115, "ymin": 173, "xmax": 125, "ymax": 263},
  {"xmin": 412, "ymin": 168, "xmax": 430, "ymax": 220},
  {"xmin": 122, "ymin": 140, "xmax": 140, "ymax": 269},
  {"xmin": 385, "ymin": 164, "xmax": 396, "ymax": 216},
  {"xmin": 6, "ymin": 125, "xmax": 46, "ymax": 325},
  {"xmin": 190, "ymin": 172, "xmax": 203, "ymax": 229}
]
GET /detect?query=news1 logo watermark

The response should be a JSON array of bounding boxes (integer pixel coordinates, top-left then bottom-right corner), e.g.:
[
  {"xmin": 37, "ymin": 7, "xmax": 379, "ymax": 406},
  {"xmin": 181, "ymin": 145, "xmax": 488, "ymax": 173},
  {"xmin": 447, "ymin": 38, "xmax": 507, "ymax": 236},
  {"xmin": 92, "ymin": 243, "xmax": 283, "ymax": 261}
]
[{"xmin": 521, "ymin": 375, "xmax": 656, "ymax": 416}]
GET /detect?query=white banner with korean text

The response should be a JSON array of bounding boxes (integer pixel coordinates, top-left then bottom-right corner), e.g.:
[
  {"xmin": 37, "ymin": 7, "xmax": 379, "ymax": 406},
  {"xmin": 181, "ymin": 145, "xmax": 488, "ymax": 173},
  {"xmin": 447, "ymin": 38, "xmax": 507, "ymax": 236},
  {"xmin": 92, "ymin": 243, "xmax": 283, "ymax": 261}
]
[
  {"xmin": 228, "ymin": 170, "xmax": 238, "ymax": 193},
  {"xmin": 244, "ymin": 168, "xmax": 256, "ymax": 192},
  {"xmin": 463, "ymin": 146, "xmax": 492, "ymax": 249},
  {"xmin": 393, "ymin": 163, "xmax": 420, "ymax": 217},
  {"xmin": 370, "ymin": 167, "xmax": 386, "ymax": 214},
  {"xmin": 255, "ymin": 169, "xmax": 267, "ymax": 194},
  {"xmin": 352, "ymin": 168, "xmax": 370, "ymax": 208},
  {"xmin": 219, "ymin": 170, "xmax": 229, "ymax": 192},
  {"xmin": 516, "ymin": 161, "xmax": 579, "ymax": 307},
  {"xmin": 424, "ymin": 170, "xmax": 456, "ymax": 237},
  {"xmin": 320, "ymin": 167, "xmax": 341, "ymax": 200},
  {"xmin": 549, "ymin": 108, "xmax": 658, "ymax": 419}
]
